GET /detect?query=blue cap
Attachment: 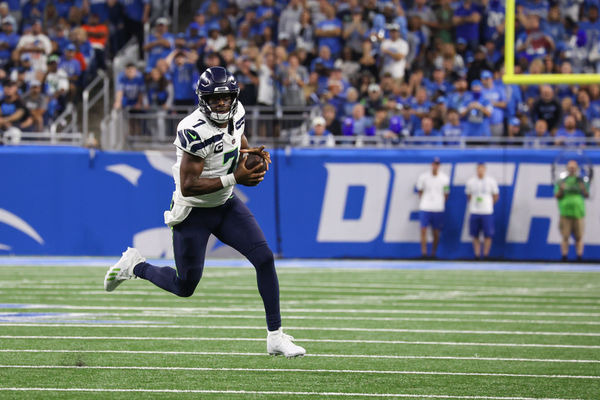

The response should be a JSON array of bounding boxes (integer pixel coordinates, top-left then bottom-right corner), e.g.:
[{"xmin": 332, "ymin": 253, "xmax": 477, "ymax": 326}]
[
  {"xmin": 457, "ymin": 37, "xmax": 467, "ymax": 45},
  {"xmin": 471, "ymin": 79, "xmax": 482, "ymax": 88},
  {"xmin": 436, "ymin": 96, "xmax": 447, "ymax": 104},
  {"xmin": 509, "ymin": 117, "xmax": 520, "ymax": 126},
  {"xmin": 65, "ymin": 43, "xmax": 76, "ymax": 51},
  {"xmin": 481, "ymin": 70, "xmax": 493, "ymax": 79}
]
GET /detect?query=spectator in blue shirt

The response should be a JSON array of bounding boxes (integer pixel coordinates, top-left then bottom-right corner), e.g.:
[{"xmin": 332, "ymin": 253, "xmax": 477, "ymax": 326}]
[
  {"xmin": 144, "ymin": 67, "xmax": 172, "ymax": 109},
  {"xmin": 143, "ymin": 17, "xmax": 174, "ymax": 73},
  {"xmin": 480, "ymin": 70, "xmax": 506, "ymax": 137},
  {"xmin": 414, "ymin": 116, "xmax": 442, "ymax": 144},
  {"xmin": 441, "ymin": 108, "xmax": 463, "ymax": 144},
  {"xmin": 483, "ymin": 0, "xmax": 505, "ymax": 42},
  {"xmin": 447, "ymin": 73, "xmax": 469, "ymax": 113},
  {"xmin": 507, "ymin": 116, "xmax": 523, "ymax": 138},
  {"xmin": 343, "ymin": 103, "xmax": 372, "ymax": 136},
  {"xmin": 315, "ymin": 5, "xmax": 342, "ymax": 57},
  {"xmin": 525, "ymin": 118, "xmax": 551, "ymax": 146},
  {"xmin": 408, "ymin": 86, "xmax": 431, "ymax": 131},
  {"xmin": 83, "ymin": 0, "xmax": 111, "ymax": 23},
  {"xmin": 424, "ymin": 67, "xmax": 453, "ymax": 99},
  {"xmin": 165, "ymin": 49, "xmax": 198, "ymax": 107},
  {"xmin": 114, "ymin": 62, "xmax": 144, "ymax": 109},
  {"xmin": 556, "ymin": 115, "xmax": 587, "ymax": 147},
  {"xmin": 453, "ymin": 0, "xmax": 482, "ymax": 51},
  {"xmin": 305, "ymin": 115, "xmax": 334, "ymax": 147},
  {"xmin": 0, "ymin": 16, "xmax": 19, "ymax": 68},
  {"xmin": 59, "ymin": 44, "xmax": 82, "ymax": 99},
  {"xmin": 460, "ymin": 80, "xmax": 493, "ymax": 136},
  {"xmin": 112, "ymin": 0, "xmax": 150, "ymax": 58},
  {"xmin": 542, "ymin": 4, "xmax": 567, "ymax": 44}
]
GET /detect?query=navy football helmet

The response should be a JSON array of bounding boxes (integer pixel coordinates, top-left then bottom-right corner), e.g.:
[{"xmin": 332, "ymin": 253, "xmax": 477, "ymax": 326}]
[{"xmin": 196, "ymin": 66, "xmax": 240, "ymax": 124}]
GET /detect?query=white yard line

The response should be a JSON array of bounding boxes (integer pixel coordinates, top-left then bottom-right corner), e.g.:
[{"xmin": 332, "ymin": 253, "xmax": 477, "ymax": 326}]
[
  {"xmin": 0, "ymin": 349, "xmax": 598, "ymax": 363},
  {"xmin": 5, "ymin": 295, "xmax": 599, "ymax": 310},
  {"xmin": 1, "ymin": 335, "xmax": 599, "ymax": 349},
  {"xmin": 1, "ymin": 323, "xmax": 599, "ymax": 337},
  {"xmin": 0, "ymin": 387, "xmax": 585, "ymax": 399},
  {"xmin": 3, "ymin": 311, "xmax": 598, "ymax": 326},
  {"xmin": 0, "ymin": 365, "xmax": 598, "ymax": 379},
  {"xmin": 1, "ymin": 304, "xmax": 599, "ymax": 317}
]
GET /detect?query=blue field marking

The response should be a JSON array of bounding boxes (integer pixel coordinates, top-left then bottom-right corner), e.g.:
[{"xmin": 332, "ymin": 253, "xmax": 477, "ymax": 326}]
[
  {"xmin": 0, "ymin": 256, "xmax": 599, "ymax": 271},
  {"xmin": 0, "ymin": 311, "xmax": 167, "ymax": 325}
]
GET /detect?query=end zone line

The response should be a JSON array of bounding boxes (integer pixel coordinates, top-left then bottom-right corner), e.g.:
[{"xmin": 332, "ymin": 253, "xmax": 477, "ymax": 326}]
[
  {"xmin": 1, "ymin": 335, "xmax": 598, "ymax": 349},
  {"xmin": 1, "ymin": 365, "xmax": 598, "ymax": 380},
  {"xmin": 1, "ymin": 323, "xmax": 599, "ymax": 337},
  {"xmin": 1, "ymin": 349, "xmax": 597, "ymax": 363},
  {"xmin": 0, "ymin": 387, "xmax": 585, "ymax": 400}
]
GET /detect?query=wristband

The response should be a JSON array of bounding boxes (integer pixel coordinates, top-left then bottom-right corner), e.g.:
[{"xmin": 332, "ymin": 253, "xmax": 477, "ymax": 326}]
[{"xmin": 220, "ymin": 174, "xmax": 237, "ymax": 187}]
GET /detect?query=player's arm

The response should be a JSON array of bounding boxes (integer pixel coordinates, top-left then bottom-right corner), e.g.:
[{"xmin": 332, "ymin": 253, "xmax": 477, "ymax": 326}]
[
  {"xmin": 180, "ymin": 150, "xmax": 265, "ymax": 196},
  {"xmin": 180, "ymin": 151, "xmax": 226, "ymax": 196}
]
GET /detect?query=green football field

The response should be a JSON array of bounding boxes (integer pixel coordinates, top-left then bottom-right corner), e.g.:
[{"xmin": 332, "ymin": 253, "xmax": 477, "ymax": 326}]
[{"xmin": 0, "ymin": 263, "xmax": 599, "ymax": 399}]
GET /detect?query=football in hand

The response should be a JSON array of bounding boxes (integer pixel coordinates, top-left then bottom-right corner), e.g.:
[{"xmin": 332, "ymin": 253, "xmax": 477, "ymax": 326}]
[{"xmin": 244, "ymin": 153, "xmax": 267, "ymax": 172}]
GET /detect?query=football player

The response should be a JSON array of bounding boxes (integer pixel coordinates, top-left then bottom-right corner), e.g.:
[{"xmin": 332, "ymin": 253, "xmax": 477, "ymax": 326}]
[{"xmin": 103, "ymin": 66, "xmax": 305, "ymax": 358}]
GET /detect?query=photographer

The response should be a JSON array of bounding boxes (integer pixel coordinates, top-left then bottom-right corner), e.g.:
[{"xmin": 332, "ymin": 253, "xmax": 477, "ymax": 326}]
[{"xmin": 554, "ymin": 159, "xmax": 590, "ymax": 261}]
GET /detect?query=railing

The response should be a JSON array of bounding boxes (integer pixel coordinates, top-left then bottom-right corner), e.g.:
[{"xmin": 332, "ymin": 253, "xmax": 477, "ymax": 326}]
[
  {"xmin": 82, "ymin": 70, "xmax": 110, "ymax": 139},
  {"xmin": 0, "ymin": 102, "xmax": 83, "ymax": 146},
  {"xmin": 97, "ymin": 105, "xmax": 600, "ymax": 150}
]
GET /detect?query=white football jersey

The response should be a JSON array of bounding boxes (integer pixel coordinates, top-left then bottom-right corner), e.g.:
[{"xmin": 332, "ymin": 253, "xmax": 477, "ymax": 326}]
[{"xmin": 170, "ymin": 103, "xmax": 246, "ymax": 209}]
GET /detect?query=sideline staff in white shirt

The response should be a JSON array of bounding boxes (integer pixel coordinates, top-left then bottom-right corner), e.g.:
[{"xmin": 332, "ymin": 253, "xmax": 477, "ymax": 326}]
[
  {"xmin": 416, "ymin": 157, "xmax": 450, "ymax": 258},
  {"xmin": 465, "ymin": 163, "xmax": 499, "ymax": 259}
]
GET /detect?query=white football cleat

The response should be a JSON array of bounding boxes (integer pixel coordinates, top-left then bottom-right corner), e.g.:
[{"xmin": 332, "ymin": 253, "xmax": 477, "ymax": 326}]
[
  {"xmin": 104, "ymin": 247, "xmax": 145, "ymax": 292},
  {"xmin": 267, "ymin": 328, "xmax": 306, "ymax": 358}
]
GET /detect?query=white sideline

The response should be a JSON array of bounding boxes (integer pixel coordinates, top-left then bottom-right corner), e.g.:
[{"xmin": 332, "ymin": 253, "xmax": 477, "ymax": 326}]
[
  {"xmin": 2, "ymin": 304, "xmax": 599, "ymax": 317},
  {"xmin": 0, "ymin": 387, "xmax": 585, "ymax": 399},
  {"xmin": 3, "ymin": 310, "xmax": 598, "ymax": 326},
  {"xmin": 1, "ymin": 349, "xmax": 598, "ymax": 363},
  {"xmin": 1, "ymin": 365, "xmax": 598, "ymax": 379},
  {"xmin": 2, "ymin": 323, "xmax": 599, "ymax": 337},
  {"xmin": 1, "ymin": 335, "xmax": 599, "ymax": 349}
]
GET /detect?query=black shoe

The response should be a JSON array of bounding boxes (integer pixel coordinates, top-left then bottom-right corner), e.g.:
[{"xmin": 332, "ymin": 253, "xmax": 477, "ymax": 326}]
[
  {"xmin": 562, "ymin": 255, "xmax": 568, "ymax": 262},
  {"xmin": 577, "ymin": 256, "xmax": 583, "ymax": 262}
]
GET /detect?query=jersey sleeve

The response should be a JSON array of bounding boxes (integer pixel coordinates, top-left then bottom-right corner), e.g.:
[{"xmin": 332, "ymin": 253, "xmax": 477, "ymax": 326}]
[{"xmin": 174, "ymin": 122, "xmax": 212, "ymax": 159}]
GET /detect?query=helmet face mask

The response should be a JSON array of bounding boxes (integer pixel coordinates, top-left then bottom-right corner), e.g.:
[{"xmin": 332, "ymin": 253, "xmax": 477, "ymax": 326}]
[{"xmin": 196, "ymin": 67, "xmax": 240, "ymax": 124}]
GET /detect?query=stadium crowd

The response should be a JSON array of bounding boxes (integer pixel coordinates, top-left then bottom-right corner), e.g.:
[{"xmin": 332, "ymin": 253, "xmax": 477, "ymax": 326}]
[{"xmin": 2, "ymin": 0, "xmax": 600, "ymax": 146}]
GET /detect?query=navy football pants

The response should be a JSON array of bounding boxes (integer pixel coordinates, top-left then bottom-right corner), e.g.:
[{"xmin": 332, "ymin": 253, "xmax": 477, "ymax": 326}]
[{"xmin": 134, "ymin": 196, "xmax": 281, "ymax": 331}]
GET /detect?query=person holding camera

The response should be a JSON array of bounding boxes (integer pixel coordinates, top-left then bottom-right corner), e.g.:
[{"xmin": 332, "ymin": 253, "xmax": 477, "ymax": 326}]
[{"xmin": 554, "ymin": 159, "xmax": 590, "ymax": 261}]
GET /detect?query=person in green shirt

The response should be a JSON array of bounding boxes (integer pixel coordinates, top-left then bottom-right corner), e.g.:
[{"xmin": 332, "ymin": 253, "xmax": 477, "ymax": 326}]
[{"xmin": 554, "ymin": 160, "xmax": 590, "ymax": 261}]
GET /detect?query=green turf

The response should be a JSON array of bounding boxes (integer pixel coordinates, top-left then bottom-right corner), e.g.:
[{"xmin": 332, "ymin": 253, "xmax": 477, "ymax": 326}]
[{"xmin": 0, "ymin": 265, "xmax": 598, "ymax": 399}]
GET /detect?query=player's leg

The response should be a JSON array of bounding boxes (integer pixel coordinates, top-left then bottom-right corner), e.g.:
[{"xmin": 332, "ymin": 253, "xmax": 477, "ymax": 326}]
[
  {"xmin": 215, "ymin": 197, "xmax": 280, "ymax": 330},
  {"xmin": 470, "ymin": 214, "xmax": 482, "ymax": 258},
  {"xmin": 559, "ymin": 216, "xmax": 570, "ymax": 261},
  {"xmin": 132, "ymin": 208, "xmax": 214, "ymax": 297},
  {"xmin": 482, "ymin": 214, "xmax": 495, "ymax": 258},
  {"xmin": 573, "ymin": 217, "xmax": 585, "ymax": 260},
  {"xmin": 215, "ymin": 196, "xmax": 304, "ymax": 357},
  {"xmin": 431, "ymin": 212, "xmax": 443, "ymax": 257},
  {"xmin": 419, "ymin": 211, "xmax": 429, "ymax": 257}
]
